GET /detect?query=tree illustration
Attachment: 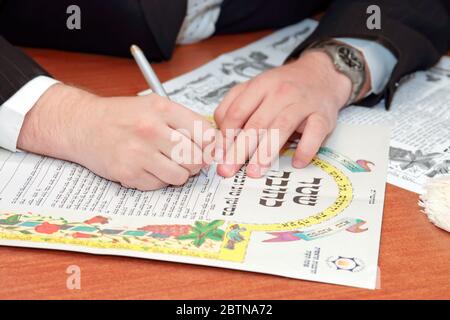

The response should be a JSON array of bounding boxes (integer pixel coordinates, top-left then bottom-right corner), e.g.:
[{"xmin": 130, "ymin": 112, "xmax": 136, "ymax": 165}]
[{"xmin": 176, "ymin": 220, "xmax": 225, "ymax": 247}]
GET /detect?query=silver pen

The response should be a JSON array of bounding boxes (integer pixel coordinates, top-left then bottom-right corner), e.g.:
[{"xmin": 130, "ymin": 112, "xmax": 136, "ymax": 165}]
[
  {"xmin": 130, "ymin": 44, "xmax": 209, "ymax": 177},
  {"xmin": 130, "ymin": 44, "xmax": 168, "ymax": 97}
]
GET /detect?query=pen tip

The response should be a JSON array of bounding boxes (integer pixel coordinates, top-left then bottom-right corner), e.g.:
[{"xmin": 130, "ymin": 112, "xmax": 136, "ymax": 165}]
[{"xmin": 130, "ymin": 44, "xmax": 139, "ymax": 54}]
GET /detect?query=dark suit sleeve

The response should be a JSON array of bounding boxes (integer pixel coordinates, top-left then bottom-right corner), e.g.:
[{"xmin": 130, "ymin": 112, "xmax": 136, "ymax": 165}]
[
  {"xmin": 289, "ymin": 0, "xmax": 450, "ymax": 109},
  {"xmin": 0, "ymin": 35, "xmax": 50, "ymax": 105}
]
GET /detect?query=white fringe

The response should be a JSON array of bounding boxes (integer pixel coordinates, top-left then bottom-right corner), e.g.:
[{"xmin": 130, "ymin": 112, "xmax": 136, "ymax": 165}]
[{"xmin": 419, "ymin": 175, "xmax": 450, "ymax": 233}]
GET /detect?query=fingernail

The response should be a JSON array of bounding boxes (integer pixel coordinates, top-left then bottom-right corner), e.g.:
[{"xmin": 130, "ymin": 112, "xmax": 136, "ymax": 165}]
[
  {"xmin": 221, "ymin": 165, "xmax": 236, "ymax": 178},
  {"xmin": 293, "ymin": 160, "xmax": 305, "ymax": 168}
]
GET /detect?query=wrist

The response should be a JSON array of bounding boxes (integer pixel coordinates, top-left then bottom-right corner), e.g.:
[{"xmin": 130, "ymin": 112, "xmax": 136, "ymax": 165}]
[
  {"xmin": 302, "ymin": 41, "xmax": 373, "ymax": 106},
  {"xmin": 17, "ymin": 84, "xmax": 98, "ymax": 161},
  {"xmin": 296, "ymin": 51, "xmax": 353, "ymax": 108}
]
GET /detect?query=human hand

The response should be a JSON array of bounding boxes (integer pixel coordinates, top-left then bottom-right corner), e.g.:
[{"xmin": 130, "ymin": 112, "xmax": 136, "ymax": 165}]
[
  {"xmin": 214, "ymin": 50, "xmax": 368, "ymax": 178},
  {"xmin": 18, "ymin": 84, "xmax": 214, "ymax": 190}
]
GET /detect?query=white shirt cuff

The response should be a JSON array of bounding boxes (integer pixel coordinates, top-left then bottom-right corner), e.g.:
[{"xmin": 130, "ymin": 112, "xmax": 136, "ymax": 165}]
[
  {"xmin": 0, "ymin": 76, "xmax": 60, "ymax": 152},
  {"xmin": 336, "ymin": 38, "xmax": 398, "ymax": 95}
]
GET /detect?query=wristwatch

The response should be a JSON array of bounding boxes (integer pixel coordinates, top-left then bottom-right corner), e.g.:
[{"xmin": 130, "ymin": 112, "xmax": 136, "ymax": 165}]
[{"xmin": 306, "ymin": 39, "xmax": 367, "ymax": 106}]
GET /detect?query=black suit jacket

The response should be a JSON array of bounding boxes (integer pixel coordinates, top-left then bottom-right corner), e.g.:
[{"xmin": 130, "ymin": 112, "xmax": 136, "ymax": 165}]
[{"xmin": 1, "ymin": 0, "xmax": 449, "ymax": 109}]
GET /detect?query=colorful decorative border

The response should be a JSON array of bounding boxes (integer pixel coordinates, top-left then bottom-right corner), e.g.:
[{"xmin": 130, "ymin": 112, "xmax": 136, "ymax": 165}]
[
  {"xmin": 0, "ymin": 150, "xmax": 366, "ymax": 263},
  {"xmin": 0, "ymin": 213, "xmax": 247, "ymax": 262}
]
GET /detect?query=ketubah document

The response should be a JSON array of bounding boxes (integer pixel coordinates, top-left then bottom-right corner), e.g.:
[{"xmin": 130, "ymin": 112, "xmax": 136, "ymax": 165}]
[{"xmin": 0, "ymin": 20, "xmax": 391, "ymax": 289}]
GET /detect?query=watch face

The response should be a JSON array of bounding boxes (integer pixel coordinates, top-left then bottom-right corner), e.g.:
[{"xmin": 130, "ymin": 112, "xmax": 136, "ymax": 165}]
[{"xmin": 338, "ymin": 46, "xmax": 364, "ymax": 71}]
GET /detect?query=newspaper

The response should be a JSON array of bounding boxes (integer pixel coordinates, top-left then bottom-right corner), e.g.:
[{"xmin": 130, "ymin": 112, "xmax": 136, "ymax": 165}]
[
  {"xmin": 339, "ymin": 58, "xmax": 450, "ymax": 194},
  {"xmin": 0, "ymin": 19, "xmax": 391, "ymax": 289}
]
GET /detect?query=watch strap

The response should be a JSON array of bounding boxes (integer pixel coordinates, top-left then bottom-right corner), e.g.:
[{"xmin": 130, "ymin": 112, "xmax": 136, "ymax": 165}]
[{"xmin": 306, "ymin": 40, "xmax": 367, "ymax": 106}]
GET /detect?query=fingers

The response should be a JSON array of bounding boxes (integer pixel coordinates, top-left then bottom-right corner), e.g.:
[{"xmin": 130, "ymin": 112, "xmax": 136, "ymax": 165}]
[
  {"xmin": 165, "ymin": 101, "xmax": 215, "ymax": 149},
  {"xmin": 117, "ymin": 126, "xmax": 202, "ymax": 189},
  {"xmin": 247, "ymin": 104, "xmax": 307, "ymax": 178},
  {"xmin": 293, "ymin": 113, "xmax": 333, "ymax": 168},
  {"xmin": 214, "ymin": 81, "xmax": 249, "ymax": 163},
  {"xmin": 146, "ymin": 152, "xmax": 191, "ymax": 186},
  {"xmin": 159, "ymin": 128, "xmax": 204, "ymax": 176},
  {"xmin": 217, "ymin": 127, "xmax": 260, "ymax": 177},
  {"xmin": 219, "ymin": 81, "xmax": 266, "ymax": 133},
  {"xmin": 160, "ymin": 100, "xmax": 219, "ymax": 169},
  {"xmin": 214, "ymin": 82, "xmax": 247, "ymax": 126},
  {"xmin": 121, "ymin": 170, "xmax": 168, "ymax": 191},
  {"xmin": 217, "ymin": 96, "xmax": 284, "ymax": 177}
]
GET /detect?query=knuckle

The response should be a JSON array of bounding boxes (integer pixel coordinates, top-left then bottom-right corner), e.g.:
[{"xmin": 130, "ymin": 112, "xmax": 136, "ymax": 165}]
[
  {"xmin": 228, "ymin": 106, "xmax": 246, "ymax": 123},
  {"xmin": 157, "ymin": 99, "xmax": 181, "ymax": 115},
  {"xmin": 152, "ymin": 97, "xmax": 169, "ymax": 113},
  {"xmin": 275, "ymin": 113, "xmax": 294, "ymax": 129},
  {"xmin": 246, "ymin": 116, "xmax": 266, "ymax": 130},
  {"xmin": 276, "ymin": 81, "xmax": 297, "ymax": 96},
  {"xmin": 135, "ymin": 120, "xmax": 159, "ymax": 138},
  {"xmin": 312, "ymin": 114, "xmax": 331, "ymax": 132}
]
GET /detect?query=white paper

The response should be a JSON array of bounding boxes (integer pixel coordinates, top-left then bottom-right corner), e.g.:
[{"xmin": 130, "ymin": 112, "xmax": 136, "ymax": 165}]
[{"xmin": 0, "ymin": 20, "xmax": 391, "ymax": 289}]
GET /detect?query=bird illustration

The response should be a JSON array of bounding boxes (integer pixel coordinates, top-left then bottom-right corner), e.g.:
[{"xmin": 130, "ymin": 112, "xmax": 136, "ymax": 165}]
[
  {"xmin": 225, "ymin": 224, "xmax": 246, "ymax": 249},
  {"xmin": 356, "ymin": 160, "xmax": 375, "ymax": 172}
]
